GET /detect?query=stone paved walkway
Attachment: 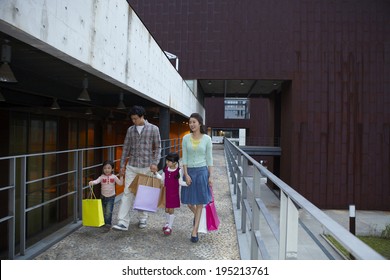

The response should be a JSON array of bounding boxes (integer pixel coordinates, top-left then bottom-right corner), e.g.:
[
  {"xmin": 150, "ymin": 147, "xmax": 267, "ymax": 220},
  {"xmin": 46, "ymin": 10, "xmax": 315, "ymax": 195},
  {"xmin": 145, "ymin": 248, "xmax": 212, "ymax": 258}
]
[{"xmin": 35, "ymin": 145, "xmax": 240, "ymax": 260}]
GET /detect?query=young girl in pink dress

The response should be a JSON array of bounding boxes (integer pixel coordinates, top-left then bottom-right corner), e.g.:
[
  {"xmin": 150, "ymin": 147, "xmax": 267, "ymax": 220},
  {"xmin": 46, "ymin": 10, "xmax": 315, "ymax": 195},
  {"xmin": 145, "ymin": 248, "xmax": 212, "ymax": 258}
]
[{"xmin": 161, "ymin": 152, "xmax": 187, "ymax": 235}]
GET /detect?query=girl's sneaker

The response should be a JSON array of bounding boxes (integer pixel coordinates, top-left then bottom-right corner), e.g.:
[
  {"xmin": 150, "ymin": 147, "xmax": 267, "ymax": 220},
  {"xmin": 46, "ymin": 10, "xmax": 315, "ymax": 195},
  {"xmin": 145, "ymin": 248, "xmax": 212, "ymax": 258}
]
[
  {"xmin": 162, "ymin": 224, "xmax": 169, "ymax": 231},
  {"xmin": 164, "ymin": 227, "xmax": 172, "ymax": 235}
]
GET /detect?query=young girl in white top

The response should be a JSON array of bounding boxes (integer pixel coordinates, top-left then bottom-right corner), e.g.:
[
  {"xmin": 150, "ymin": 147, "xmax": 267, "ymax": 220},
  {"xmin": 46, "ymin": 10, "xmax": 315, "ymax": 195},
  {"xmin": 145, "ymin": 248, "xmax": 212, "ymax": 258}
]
[{"xmin": 89, "ymin": 160, "xmax": 123, "ymax": 227}]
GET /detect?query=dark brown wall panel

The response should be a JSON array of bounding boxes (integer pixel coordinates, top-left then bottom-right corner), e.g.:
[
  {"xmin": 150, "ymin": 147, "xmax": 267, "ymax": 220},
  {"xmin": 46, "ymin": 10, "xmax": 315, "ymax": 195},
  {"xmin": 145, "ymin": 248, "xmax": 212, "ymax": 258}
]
[
  {"xmin": 129, "ymin": 0, "xmax": 390, "ymax": 210},
  {"xmin": 204, "ymin": 97, "xmax": 273, "ymax": 142}
]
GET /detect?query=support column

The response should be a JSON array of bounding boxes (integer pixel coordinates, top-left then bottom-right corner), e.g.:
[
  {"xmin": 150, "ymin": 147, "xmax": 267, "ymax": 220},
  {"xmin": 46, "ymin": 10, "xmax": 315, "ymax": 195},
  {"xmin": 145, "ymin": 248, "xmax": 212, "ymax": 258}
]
[{"xmin": 159, "ymin": 107, "xmax": 170, "ymax": 169}]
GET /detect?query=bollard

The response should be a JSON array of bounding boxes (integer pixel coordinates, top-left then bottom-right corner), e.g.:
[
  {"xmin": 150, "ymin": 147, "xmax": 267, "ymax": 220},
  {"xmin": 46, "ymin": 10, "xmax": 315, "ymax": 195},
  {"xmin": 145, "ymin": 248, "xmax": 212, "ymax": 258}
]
[
  {"xmin": 349, "ymin": 204, "xmax": 356, "ymax": 235},
  {"xmin": 349, "ymin": 204, "xmax": 356, "ymax": 259}
]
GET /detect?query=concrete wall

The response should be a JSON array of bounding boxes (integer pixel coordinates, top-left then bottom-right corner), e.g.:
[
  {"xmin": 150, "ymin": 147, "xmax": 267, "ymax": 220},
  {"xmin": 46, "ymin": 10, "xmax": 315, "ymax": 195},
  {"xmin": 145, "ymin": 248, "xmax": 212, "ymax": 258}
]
[{"xmin": 0, "ymin": 0, "xmax": 204, "ymax": 117}]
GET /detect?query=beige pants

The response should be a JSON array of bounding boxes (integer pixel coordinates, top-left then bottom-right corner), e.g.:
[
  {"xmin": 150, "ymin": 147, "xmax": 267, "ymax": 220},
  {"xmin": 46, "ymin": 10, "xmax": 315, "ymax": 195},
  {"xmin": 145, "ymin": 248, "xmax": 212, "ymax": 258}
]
[{"xmin": 115, "ymin": 165, "xmax": 150, "ymax": 228}]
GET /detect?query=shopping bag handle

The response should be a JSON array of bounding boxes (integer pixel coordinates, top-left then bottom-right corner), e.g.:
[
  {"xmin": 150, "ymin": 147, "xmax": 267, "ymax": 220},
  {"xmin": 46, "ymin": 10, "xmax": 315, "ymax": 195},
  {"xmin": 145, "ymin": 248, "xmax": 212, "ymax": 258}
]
[
  {"xmin": 143, "ymin": 172, "xmax": 160, "ymax": 187},
  {"xmin": 145, "ymin": 171, "xmax": 159, "ymax": 178},
  {"xmin": 87, "ymin": 185, "xmax": 97, "ymax": 199}
]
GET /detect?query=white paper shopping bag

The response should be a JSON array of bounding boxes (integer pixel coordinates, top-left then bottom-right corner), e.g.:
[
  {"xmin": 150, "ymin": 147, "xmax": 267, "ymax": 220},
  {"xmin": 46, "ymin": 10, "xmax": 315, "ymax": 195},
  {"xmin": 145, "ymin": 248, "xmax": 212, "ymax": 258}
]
[{"xmin": 133, "ymin": 184, "xmax": 161, "ymax": 212}]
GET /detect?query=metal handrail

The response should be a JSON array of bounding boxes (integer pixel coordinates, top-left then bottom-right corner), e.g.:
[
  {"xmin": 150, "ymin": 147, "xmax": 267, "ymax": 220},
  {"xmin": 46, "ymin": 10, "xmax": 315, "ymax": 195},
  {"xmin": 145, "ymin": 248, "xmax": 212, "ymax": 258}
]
[
  {"xmin": 224, "ymin": 138, "xmax": 384, "ymax": 260},
  {"xmin": 0, "ymin": 138, "xmax": 181, "ymax": 260}
]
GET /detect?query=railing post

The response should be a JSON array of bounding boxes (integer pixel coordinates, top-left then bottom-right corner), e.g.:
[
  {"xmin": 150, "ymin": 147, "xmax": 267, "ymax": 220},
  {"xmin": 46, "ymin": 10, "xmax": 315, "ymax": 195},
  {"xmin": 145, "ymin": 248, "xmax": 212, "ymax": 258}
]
[
  {"xmin": 76, "ymin": 150, "xmax": 83, "ymax": 221},
  {"xmin": 8, "ymin": 158, "xmax": 15, "ymax": 260},
  {"xmin": 19, "ymin": 156, "xmax": 26, "ymax": 256},
  {"xmin": 250, "ymin": 168, "xmax": 262, "ymax": 259},
  {"xmin": 108, "ymin": 146, "xmax": 114, "ymax": 161},
  {"xmin": 235, "ymin": 153, "xmax": 242, "ymax": 209},
  {"xmin": 73, "ymin": 151, "xmax": 78, "ymax": 223},
  {"xmin": 228, "ymin": 149, "xmax": 234, "ymax": 183},
  {"xmin": 233, "ymin": 149, "xmax": 240, "ymax": 195},
  {"xmin": 173, "ymin": 139, "xmax": 177, "ymax": 154},
  {"xmin": 279, "ymin": 191, "xmax": 299, "ymax": 259},
  {"xmin": 226, "ymin": 143, "xmax": 235, "ymax": 184},
  {"xmin": 240, "ymin": 159, "xmax": 248, "ymax": 232},
  {"xmin": 286, "ymin": 198, "xmax": 299, "ymax": 259},
  {"xmin": 279, "ymin": 191, "xmax": 287, "ymax": 259},
  {"xmin": 237, "ymin": 153, "xmax": 242, "ymax": 183}
]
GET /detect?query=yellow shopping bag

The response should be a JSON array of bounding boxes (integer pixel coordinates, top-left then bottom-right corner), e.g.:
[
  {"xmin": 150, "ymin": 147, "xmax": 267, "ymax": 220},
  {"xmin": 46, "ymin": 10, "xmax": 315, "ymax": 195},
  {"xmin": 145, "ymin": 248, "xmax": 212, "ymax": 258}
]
[{"xmin": 82, "ymin": 186, "xmax": 104, "ymax": 227}]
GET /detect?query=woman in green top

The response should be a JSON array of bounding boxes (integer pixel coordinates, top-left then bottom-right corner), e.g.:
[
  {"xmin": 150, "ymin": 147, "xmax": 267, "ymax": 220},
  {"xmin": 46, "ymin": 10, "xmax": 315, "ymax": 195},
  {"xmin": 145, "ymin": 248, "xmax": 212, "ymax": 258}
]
[{"xmin": 181, "ymin": 113, "xmax": 213, "ymax": 243}]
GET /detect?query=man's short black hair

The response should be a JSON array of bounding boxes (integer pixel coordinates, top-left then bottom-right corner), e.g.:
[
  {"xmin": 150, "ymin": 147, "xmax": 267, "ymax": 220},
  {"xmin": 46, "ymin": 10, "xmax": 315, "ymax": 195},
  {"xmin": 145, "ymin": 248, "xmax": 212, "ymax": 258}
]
[{"xmin": 129, "ymin": 105, "xmax": 146, "ymax": 117}]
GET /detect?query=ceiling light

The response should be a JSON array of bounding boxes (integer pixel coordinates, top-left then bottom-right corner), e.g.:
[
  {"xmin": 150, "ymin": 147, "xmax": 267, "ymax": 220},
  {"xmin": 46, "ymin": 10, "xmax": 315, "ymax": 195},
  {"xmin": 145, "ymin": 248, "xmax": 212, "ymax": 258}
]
[
  {"xmin": 85, "ymin": 108, "xmax": 93, "ymax": 115},
  {"xmin": 0, "ymin": 41, "xmax": 17, "ymax": 83},
  {"xmin": 240, "ymin": 80, "xmax": 244, "ymax": 86},
  {"xmin": 77, "ymin": 75, "xmax": 91, "ymax": 101},
  {"xmin": 50, "ymin": 98, "xmax": 60, "ymax": 110},
  {"xmin": 116, "ymin": 92, "xmax": 126, "ymax": 109},
  {"xmin": 208, "ymin": 80, "xmax": 212, "ymax": 85}
]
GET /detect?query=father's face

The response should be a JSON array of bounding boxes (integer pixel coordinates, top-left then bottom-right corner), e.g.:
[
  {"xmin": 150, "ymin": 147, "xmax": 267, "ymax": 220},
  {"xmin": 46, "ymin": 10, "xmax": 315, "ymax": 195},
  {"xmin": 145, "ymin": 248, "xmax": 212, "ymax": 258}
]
[{"xmin": 131, "ymin": 115, "xmax": 145, "ymax": 126}]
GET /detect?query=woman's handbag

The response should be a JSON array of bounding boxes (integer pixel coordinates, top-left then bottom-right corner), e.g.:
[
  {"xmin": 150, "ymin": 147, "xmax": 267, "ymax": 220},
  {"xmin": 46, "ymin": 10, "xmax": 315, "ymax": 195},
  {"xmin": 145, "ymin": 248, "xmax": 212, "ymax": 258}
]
[
  {"xmin": 82, "ymin": 186, "xmax": 104, "ymax": 227},
  {"xmin": 206, "ymin": 187, "xmax": 220, "ymax": 231},
  {"xmin": 133, "ymin": 184, "xmax": 161, "ymax": 212}
]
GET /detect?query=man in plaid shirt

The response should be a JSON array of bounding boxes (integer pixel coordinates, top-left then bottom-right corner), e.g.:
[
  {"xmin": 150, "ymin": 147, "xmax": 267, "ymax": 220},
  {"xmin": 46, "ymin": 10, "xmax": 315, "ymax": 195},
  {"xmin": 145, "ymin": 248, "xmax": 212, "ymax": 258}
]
[{"xmin": 113, "ymin": 105, "xmax": 161, "ymax": 231}]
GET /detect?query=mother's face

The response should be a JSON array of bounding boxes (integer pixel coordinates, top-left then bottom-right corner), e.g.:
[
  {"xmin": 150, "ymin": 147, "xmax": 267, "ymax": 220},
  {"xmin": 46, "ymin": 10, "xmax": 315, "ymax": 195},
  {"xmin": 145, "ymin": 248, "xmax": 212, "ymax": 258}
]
[{"xmin": 189, "ymin": 117, "xmax": 200, "ymax": 132}]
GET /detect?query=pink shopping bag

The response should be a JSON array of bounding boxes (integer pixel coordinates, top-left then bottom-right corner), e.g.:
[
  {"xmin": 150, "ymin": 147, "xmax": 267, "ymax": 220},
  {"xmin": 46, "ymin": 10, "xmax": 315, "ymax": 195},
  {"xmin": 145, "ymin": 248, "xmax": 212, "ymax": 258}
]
[
  {"xmin": 206, "ymin": 188, "xmax": 220, "ymax": 231},
  {"xmin": 133, "ymin": 184, "xmax": 161, "ymax": 212}
]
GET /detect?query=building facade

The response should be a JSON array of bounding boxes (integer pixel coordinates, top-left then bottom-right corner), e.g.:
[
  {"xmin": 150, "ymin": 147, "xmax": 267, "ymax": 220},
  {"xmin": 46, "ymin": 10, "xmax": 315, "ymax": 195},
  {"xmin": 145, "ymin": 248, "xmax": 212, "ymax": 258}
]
[
  {"xmin": 0, "ymin": 0, "xmax": 197, "ymax": 259},
  {"xmin": 129, "ymin": 0, "xmax": 390, "ymax": 210}
]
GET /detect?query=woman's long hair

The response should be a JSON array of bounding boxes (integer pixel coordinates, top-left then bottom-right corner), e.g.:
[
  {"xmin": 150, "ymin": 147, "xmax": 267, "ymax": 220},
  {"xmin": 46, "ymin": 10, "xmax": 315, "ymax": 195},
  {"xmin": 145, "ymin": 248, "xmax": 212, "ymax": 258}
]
[{"xmin": 189, "ymin": 113, "xmax": 206, "ymax": 134}]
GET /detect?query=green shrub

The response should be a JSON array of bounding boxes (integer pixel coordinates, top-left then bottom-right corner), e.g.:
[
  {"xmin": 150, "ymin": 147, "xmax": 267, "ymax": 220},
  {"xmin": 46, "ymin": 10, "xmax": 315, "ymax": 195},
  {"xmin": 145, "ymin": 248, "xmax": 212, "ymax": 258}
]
[{"xmin": 381, "ymin": 224, "xmax": 390, "ymax": 239}]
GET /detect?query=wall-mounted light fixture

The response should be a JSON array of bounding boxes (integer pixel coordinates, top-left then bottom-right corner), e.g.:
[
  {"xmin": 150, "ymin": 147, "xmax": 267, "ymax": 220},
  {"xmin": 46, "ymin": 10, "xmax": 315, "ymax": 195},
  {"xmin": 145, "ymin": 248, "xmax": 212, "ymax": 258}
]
[
  {"xmin": 116, "ymin": 92, "xmax": 126, "ymax": 109},
  {"xmin": 77, "ymin": 75, "xmax": 91, "ymax": 101},
  {"xmin": 85, "ymin": 108, "xmax": 93, "ymax": 115},
  {"xmin": 50, "ymin": 98, "xmax": 60, "ymax": 110},
  {"xmin": 0, "ymin": 40, "xmax": 18, "ymax": 83},
  {"xmin": 164, "ymin": 51, "xmax": 179, "ymax": 71},
  {"xmin": 240, "ymin": 80, "xmax": 245, "ymax": 86}
]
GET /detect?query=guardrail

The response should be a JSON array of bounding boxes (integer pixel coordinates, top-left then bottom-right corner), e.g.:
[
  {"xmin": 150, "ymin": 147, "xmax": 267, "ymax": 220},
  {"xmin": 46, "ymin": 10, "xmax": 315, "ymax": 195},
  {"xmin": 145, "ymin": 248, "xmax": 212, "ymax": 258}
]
[
  {"xmin": 0, "ymin": 138, "xmax": 181, "ymax": 260},
  {"xmin": 224, "ymin": 138, "xmax": 384, "ymax": 260}
]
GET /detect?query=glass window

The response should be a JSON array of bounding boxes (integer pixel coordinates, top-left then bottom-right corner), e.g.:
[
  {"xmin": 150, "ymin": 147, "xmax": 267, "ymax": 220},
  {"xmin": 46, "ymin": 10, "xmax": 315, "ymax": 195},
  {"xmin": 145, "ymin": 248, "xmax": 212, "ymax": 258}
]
[
  {"xmin": 224, "ymin": 98, "xmax": 250, "ymax": 119},
  {"xmin": 45, "ymin": 120, "xmax": 57, "ymax": 152},
  {"xmin": 10, "ymin": 116, "xmax": 27, "ymax": 155},
  {"xmin": 29, "ymin": 119, "xmax": 43, "ymax": 153}
]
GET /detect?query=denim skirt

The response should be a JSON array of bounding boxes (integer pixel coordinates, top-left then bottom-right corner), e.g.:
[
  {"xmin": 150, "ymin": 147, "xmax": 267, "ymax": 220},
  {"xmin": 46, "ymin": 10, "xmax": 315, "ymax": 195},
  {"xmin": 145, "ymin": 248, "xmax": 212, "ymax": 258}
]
[{"xmin": 181, "ymin": 166, "xmax": 211, "ymax": 205}]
